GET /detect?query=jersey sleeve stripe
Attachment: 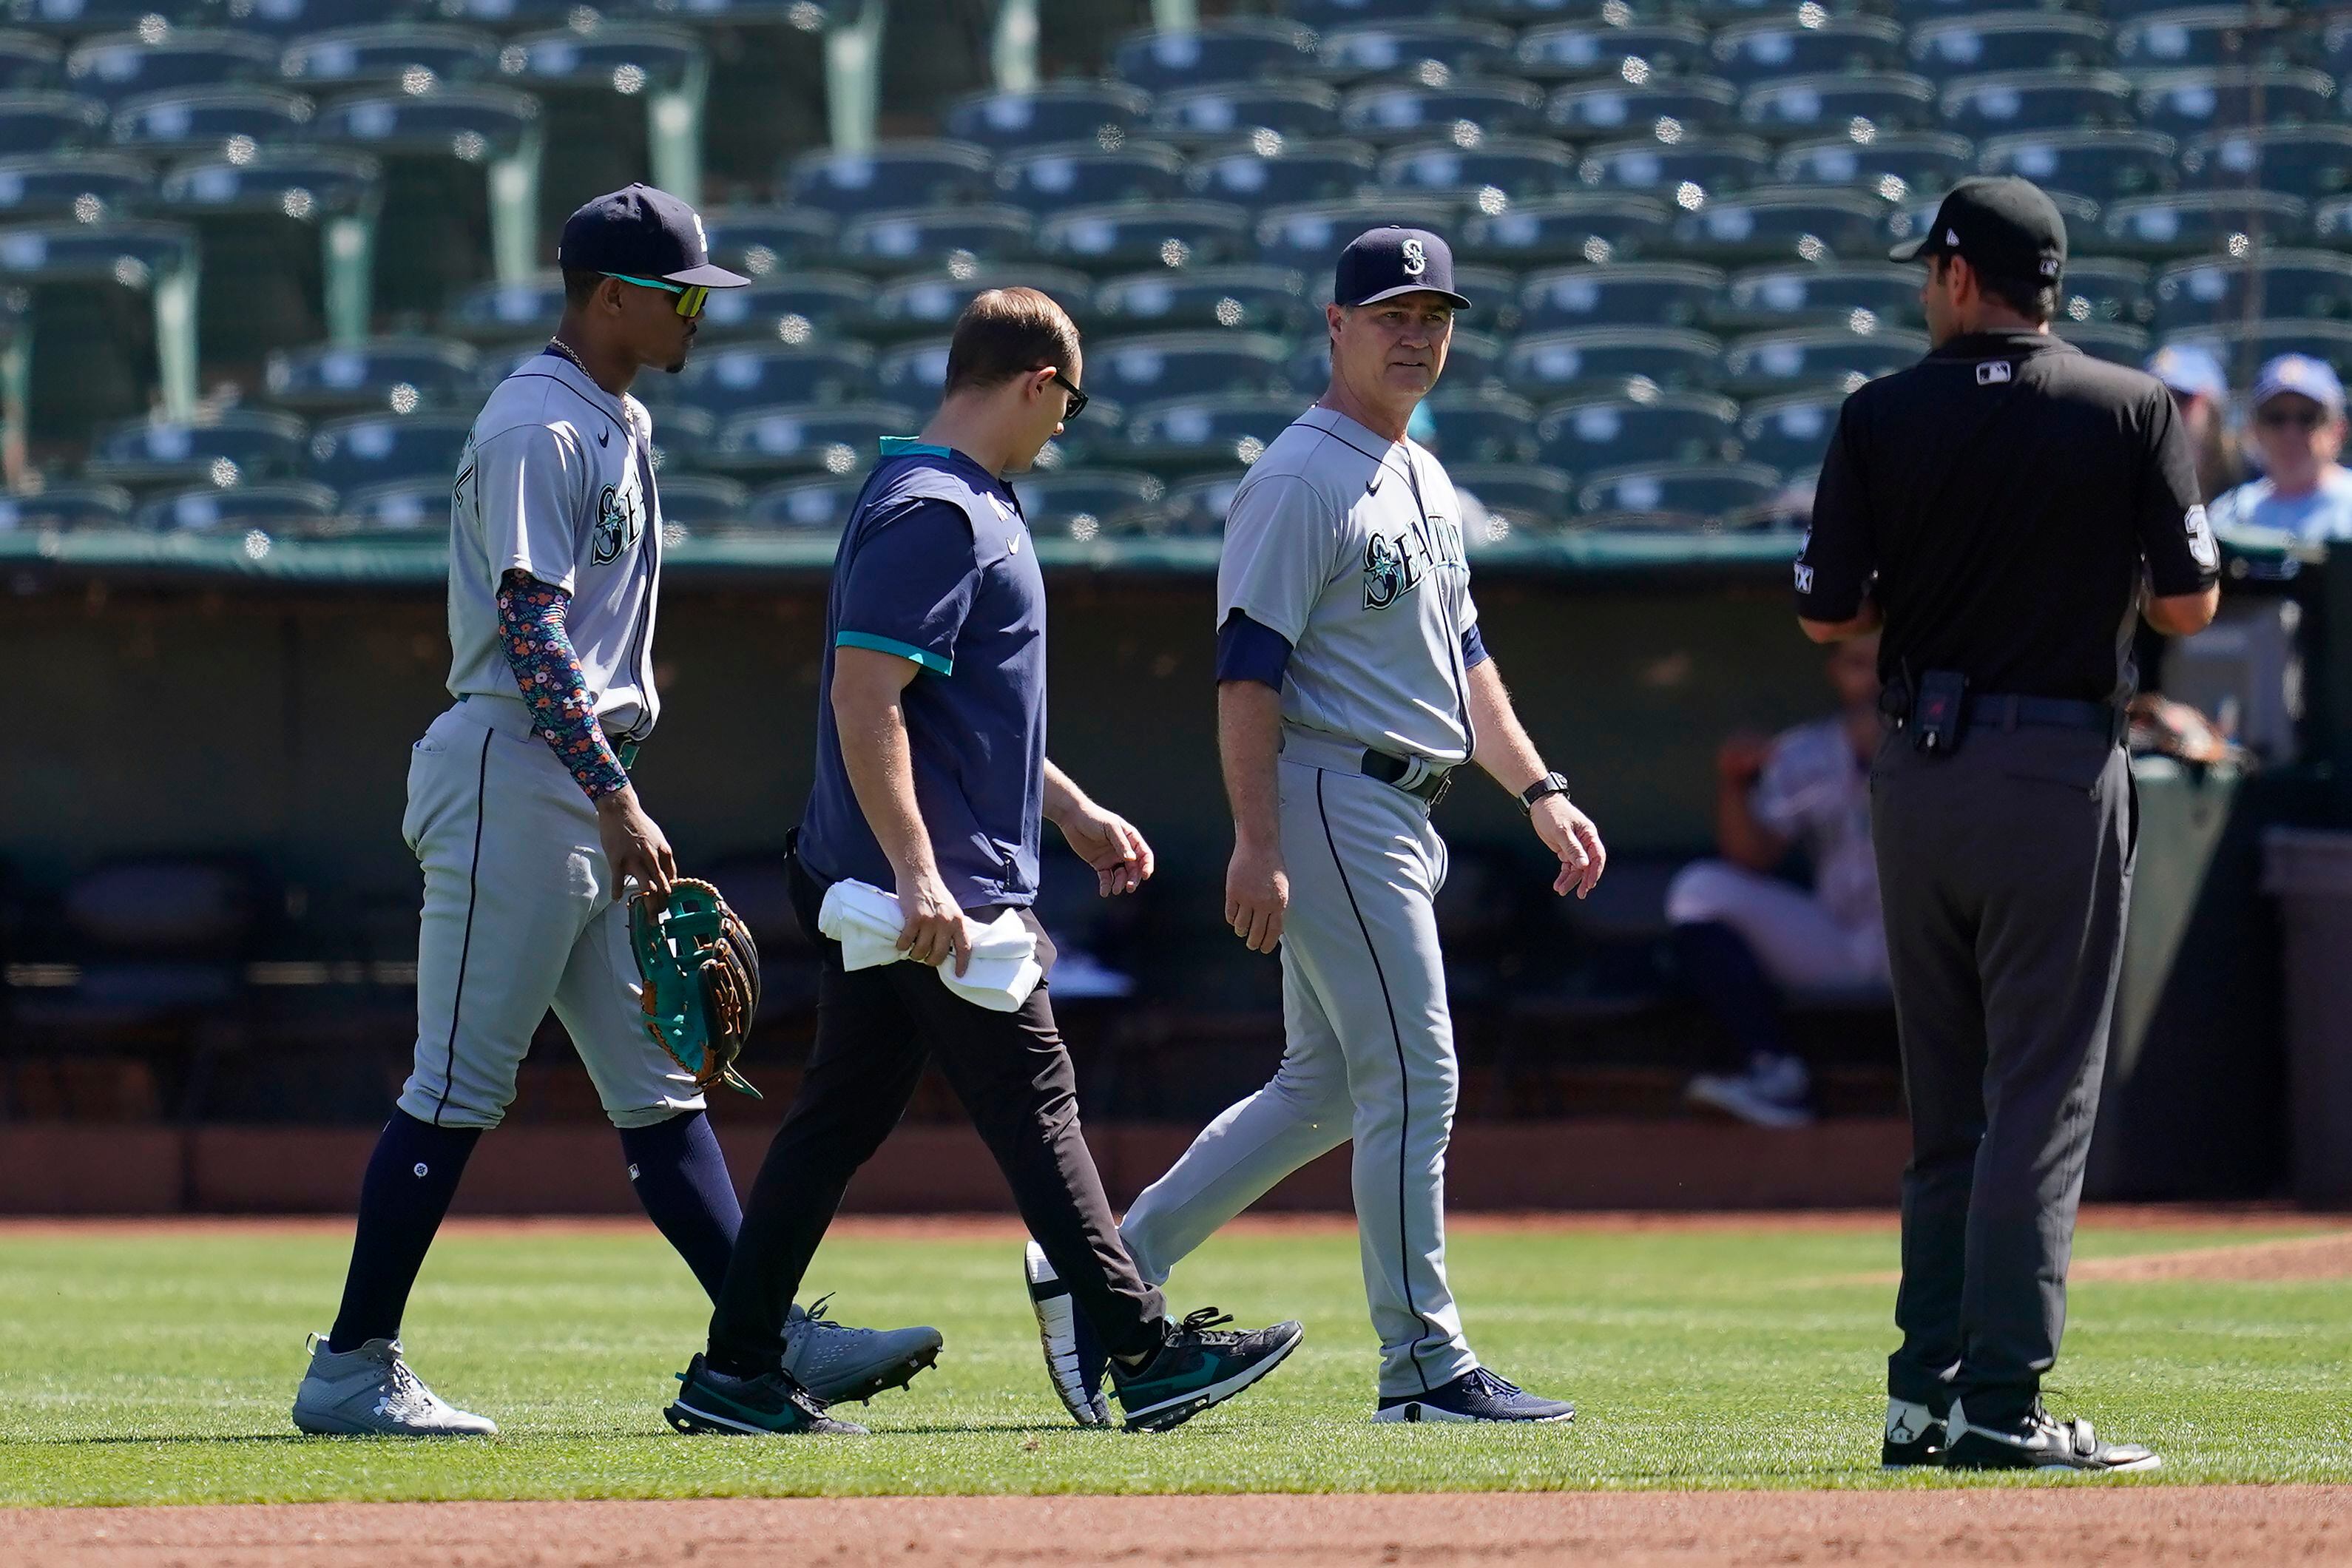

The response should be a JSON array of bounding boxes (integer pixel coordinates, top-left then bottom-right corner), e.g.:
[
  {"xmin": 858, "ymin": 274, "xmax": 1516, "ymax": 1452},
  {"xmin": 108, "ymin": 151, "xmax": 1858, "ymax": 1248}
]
[{"xmin": 836, "ymin": 629, "xmax": 952, "ymax": 676}]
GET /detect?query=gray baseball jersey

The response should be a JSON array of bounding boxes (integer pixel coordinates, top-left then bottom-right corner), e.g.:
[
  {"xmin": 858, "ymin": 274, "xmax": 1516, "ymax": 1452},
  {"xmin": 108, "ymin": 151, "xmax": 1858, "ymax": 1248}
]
[
  {"xmin": 1217, "ymin": 405, "xmax": 1479, "ymax": 765},
  {"xmin": 447, "ymin": 352, "xmax": 663, "ymax": 745}
]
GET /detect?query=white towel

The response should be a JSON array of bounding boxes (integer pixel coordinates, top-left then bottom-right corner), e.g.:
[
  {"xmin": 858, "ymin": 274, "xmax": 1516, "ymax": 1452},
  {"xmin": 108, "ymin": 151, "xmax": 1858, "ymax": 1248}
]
[{"xmin": 816, "ymin": 878, "xmax": 1044, "ymax": 1013}]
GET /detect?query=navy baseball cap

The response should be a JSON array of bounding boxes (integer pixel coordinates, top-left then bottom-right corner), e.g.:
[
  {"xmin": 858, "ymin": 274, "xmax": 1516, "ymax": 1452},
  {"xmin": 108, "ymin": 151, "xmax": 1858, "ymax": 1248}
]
[
  {"xmin": 1890, "ymin": 175, "xmax": 2067, "ymax": 283},
  {"xmin": 2251, "ymin": 353, "xmax": 2345, "ymax": 416},
  {"xmin": 556, "ymin": 182, "xmax": 748, "ymax": 289},
  {"xmin": 1334, "ymin": 226, "xmax": 1470, "ymax": 309}
]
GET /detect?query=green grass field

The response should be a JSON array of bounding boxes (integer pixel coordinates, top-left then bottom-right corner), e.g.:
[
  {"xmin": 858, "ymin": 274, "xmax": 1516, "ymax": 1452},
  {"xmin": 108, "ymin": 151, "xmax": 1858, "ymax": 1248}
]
[{"xmin": 3, "ymin": 1217, "xmax": 2347, "ymax": 1507}]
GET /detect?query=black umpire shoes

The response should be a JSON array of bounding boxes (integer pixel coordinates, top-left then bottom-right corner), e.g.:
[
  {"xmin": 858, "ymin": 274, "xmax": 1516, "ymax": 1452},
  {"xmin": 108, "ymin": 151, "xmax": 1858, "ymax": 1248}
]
[
  {"xmin": 1940, "ymin": 1399, "xmax": 2162, "ymax": 1474},
  {"xmin": 664, "ymin": 1353, "xmax": 868, "ymax": 1436},
  {"xmin": 1880, "ymin": 1396, "xmax": 1947, "ymax": 1468}
]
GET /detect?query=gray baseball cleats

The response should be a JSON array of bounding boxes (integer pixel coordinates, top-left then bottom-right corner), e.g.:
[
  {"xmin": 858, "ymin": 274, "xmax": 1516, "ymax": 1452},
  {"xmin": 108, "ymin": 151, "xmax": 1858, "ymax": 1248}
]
[
  {"xmin": 1940, "ymin": 1399, "xmax": 2162, "ymax": 1473},
  {"xmin": 291, "ymin": 1334, "xmax": 497, "ymax": 1438},
  {"xmin": 1373, "ymin": 1368, "xmax": 1575, "ymax": 1424},
  {"xmin": 782, "ymin": 1295, "xmax": 942, "ymax": 1405}
]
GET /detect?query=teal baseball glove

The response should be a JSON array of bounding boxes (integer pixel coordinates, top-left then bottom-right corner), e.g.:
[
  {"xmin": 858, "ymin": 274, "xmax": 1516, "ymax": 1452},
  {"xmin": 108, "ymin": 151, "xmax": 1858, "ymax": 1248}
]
[{"xmin": 631, "ymin": 877, "xmax": 763, "ymax": 1100}]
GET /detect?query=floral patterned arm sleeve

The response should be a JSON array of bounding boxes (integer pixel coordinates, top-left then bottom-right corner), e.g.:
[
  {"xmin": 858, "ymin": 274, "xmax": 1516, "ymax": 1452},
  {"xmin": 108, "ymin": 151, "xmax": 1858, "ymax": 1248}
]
[{"xmin": 496, "ymin": 568, "xmax": 631, "ymax": 802}]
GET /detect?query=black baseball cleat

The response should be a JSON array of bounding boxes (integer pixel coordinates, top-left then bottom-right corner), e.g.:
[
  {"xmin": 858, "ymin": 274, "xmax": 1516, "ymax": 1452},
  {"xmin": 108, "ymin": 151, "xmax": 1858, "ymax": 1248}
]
[
  {"xmin": 1941, "ymin": 1399, "xmax": 2161, "ymax": 1474},
  {"xmin": 1374, "ymin": 1368, "xmax": 1574, "ymax": 1425},
  {"xmin": 1880, "ymin": 1396, "xmax": 1948, "ymax": 1468},
  {"xmin": 1110, "ymin": 1308, "xmax": 1303, "ymax": 1433},
  {"xmin": 1024, "ymin": 1240, "xmax": 1111, "ymax": 1427},
  {"xmin": 663, "ymin": 1353, "xmax": 869, "ymax": 1436}
]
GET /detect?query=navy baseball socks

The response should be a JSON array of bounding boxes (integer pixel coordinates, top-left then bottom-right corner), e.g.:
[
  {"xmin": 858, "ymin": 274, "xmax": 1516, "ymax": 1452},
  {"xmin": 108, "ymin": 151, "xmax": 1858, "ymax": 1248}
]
[
  {"xmin": 325, "ymin": 1111, "xmax": 481, "ymax": 1353},
  {"xmin": 618, "ymin": 1107, "xmax": 740, "ymax": 1300}
]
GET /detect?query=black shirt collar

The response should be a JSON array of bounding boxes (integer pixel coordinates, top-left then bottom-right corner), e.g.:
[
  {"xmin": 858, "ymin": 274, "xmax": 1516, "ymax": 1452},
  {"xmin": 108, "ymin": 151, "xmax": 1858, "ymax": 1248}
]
[{"xmin": 1927, "ymin": 329, "xmax": 2076, "ymax": 363}]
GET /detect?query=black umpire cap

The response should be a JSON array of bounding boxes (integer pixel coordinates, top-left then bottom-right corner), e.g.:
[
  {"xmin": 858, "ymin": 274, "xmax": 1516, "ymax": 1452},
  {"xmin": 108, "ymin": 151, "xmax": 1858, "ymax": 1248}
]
[
  {"xmin": 556, "ymin": 182, "xmax": 748, "ymax": 288},
  {"xmin": 1889, "ymin": 175, "xmax": 2067, "ymax": 283},
  {"xmin": 1335, "ymin": 226, "xmax": 1471, "ymax": 309}
]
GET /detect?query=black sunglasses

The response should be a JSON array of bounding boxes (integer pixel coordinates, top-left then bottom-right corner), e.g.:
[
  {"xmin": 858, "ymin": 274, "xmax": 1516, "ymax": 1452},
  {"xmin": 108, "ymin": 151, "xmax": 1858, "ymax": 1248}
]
[
  {"xmin": 1046, "ymin": 368, "xmax": 1087, "ymax": 422},
  {"xmin": 2259, "ymin": 405, "xmax": 2327, "ymax": 430}
]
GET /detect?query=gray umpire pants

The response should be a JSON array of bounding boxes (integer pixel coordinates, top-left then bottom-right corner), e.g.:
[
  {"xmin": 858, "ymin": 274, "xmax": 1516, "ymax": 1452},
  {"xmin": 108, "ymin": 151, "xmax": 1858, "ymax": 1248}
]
[
  {"xmin": 1121, "ymin": 752, "xmax": 1478, "ymax": 1399},
  {"xmin": 1872, "ymin": 721, "xmax": 2135, "ymax": 1428}
]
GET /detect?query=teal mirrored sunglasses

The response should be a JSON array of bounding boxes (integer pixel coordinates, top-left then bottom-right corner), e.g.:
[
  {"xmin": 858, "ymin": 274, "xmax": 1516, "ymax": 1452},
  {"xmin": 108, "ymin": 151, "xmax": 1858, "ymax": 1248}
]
[{"xmin": 604, "ymin": 272, "xmax": 709, "ymax": 319}]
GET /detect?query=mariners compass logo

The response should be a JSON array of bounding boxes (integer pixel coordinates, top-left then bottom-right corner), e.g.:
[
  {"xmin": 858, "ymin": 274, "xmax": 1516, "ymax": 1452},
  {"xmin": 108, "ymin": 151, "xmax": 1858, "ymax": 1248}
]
[
  {"xmin": 1400, "ymin": 237, "xmax": 1427, "ymax": 277},
  {"xmin": 591, "ymin": 478, "xmax": 643, "ymax": 566}
]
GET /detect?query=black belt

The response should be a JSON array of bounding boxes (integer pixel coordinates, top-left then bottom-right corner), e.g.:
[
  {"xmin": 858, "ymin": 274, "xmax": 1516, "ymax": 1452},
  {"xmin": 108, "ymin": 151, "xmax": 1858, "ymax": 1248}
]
[
  {"xmin": 1962, "ymin": 693, "xmax": 2122, "ymax": 740},
  {"xmin": 1362, "ymin": 748, "xmax": 1454, "ymax": 806}
]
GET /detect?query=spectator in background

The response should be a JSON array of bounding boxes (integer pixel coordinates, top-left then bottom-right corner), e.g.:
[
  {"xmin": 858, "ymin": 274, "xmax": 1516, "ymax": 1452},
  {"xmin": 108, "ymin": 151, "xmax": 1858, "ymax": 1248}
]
[
  {"xmin": 1666, "ymin": 633, "xmax": 1887, "ymax": 1129},
  {"xmin": 2146, "ymin": 345, "xmax": 2241, "ymax": 502},
  {"xmin": 2210, "ymin": 354, "xmax": 2352, "ymax": 543}
]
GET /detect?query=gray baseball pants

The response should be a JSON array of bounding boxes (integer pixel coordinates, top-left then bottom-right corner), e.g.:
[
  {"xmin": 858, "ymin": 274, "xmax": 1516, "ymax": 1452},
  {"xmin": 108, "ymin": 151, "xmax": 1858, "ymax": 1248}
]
[{"xmin": 1121, "ymin": 751, "xmax": 1477, "ymax": 1399}]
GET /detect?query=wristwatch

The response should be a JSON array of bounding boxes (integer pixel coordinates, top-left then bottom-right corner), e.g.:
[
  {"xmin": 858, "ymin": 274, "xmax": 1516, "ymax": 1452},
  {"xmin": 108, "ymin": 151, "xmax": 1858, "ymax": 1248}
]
[{"xmin": 1518, "ymin": 771, "xmax": 1572, "ymax": 814}]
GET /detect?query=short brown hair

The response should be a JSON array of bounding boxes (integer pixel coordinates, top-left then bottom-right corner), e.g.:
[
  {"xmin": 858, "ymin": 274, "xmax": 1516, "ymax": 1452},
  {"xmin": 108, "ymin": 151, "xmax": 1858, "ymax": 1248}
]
[{"xmin": 943, "ymin": 286, "xmax": 1080, "ymax": 396}]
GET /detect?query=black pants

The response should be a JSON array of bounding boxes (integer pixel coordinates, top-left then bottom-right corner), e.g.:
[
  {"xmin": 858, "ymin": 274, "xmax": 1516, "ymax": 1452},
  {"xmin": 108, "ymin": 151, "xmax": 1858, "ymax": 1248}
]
[
  {"xmin": 1872, "ymin": 723, "xmax": 2135, "ymax": 1428},
  {"xmin": 706, "ymin": 857, "xmax": 1167, "ymax": 1372}
]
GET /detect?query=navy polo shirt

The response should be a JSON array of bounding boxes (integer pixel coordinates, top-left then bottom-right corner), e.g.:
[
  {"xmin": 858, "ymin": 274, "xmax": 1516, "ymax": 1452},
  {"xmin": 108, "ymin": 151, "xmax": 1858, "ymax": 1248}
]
[{"xmin": 798, "ymin": 438, "xmax": 1048, "ymax": 910}]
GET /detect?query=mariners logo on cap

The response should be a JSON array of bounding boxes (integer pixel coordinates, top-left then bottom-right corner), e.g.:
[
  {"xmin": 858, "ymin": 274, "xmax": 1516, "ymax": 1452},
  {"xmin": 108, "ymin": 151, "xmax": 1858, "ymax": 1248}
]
[{"xmin": 1402, "ymin": 238, "xmax": 1427, "ymax": 277}]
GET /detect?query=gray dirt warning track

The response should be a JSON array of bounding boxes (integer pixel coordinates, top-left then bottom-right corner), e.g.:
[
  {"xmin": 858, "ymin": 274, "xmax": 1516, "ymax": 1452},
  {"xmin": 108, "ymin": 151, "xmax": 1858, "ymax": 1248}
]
[{"xmin": 5, "ymin": 1489, "xmax": 2351, "ymax": 1567}]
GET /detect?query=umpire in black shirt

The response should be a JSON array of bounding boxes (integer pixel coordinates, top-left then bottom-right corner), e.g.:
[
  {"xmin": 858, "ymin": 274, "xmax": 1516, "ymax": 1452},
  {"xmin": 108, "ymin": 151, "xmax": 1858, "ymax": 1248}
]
[{"xmin": 1794, "ymin": 177, "xmax": 2220, "ymax": 1474}]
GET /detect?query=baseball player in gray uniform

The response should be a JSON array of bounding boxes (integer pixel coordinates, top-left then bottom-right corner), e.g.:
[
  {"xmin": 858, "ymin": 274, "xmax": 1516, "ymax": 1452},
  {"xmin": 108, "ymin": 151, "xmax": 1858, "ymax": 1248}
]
[
  {"xmin": 294, "ymin": 186, "xmax": 936, "ymax": 1437},
  {"xmin": 1027, "ymin": 228, "xmax": 1606, "ymax": 1425}
]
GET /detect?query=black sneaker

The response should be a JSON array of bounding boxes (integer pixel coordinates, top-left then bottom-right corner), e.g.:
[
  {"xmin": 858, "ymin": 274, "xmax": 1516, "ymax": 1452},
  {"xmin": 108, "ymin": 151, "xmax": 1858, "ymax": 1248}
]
[
  {"xmin": 1881, "ymin": 1396, "xmax": 1947, "ymax": 1468},
  {"xmin": 1942, "ymin": 1399, "xmax": 2160, "ymax": 1474},
  {"xmin": 1024, "ymin": 1240, "xmax": 1110, "ymax": 1427},
  {"xmin": 663, "ymin": 1353, "xmax": 869, "ymax": 1436},
  {"xmin": 1374, "ymin": 1368, "xmax": 1574, "ymax": 1424},
  {"xmin": 1109, "ymin": 1308, "xmax": 1303, "ymax": 1433}
]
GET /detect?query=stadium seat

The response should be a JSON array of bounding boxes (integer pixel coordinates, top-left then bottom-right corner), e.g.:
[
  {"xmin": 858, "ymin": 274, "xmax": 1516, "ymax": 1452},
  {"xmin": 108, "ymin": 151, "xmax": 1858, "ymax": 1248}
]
[
  {"xmin": 310, "ymin": 80, "xmax": 534, "ymax": 158},
  {"xmin": 1038, "ymin": 200, "xmax": 1254, "ymax": 273},
  {"xmin": 0, "ymin": 31, "xmax": 57, "ymax": 89},
  {"xmin": 1776, "ymin": 131, "xmax": 1976, "ymax": 200},
  {"xmin": 1118, "ymin": 470, "xmax": 1231, "ymax": 537},
  {"xmin": 1284, "ymin": 0, "xmax": 1431, "ymax": 24},
  {"xmin": 133, "ymin": 480, "xmax": 338, "ymax": 535},
  {"xmin": 2137, "ymin": 68, "xmax": 2336, "ymax": 140},
  {"xmin": 943, "ymin": 84, "xmax": 1150, "ymax": 155},
  {"xmin": 1718, "ymin": 263, "xmax": 1923, "ymax": 331},
  {"xmin": 1504, "ymin": 325, "xmax": 1720, "ymax": 397},
  {"xmin": 280, "ymin": 25, "xmax": 496, "ymax": 92},
  {"xmin": 1253, "ymin": 197, "xmax": 1456, "ymax": 274},
  {"xmin": 2115, "ymin": 8, "xmax": 2295, "ymax": 72},
  {"xmin": 651, "ymin": 473, "xmax": 748, "ymax": 535},
  {"xmin": 1719, "ymin": 325, "xmax": 1929, "ymax": 396},
  {"xmin": 433, "ymin": 0, "xmax": 641, "ymax": 25},
  {"xmin": 995, "ymin": 143, "xmax": 1186, "ymax": 215},
  {"xmin": 158, "ymin": 146, "xmax": 382, "ymax": 353},
  {"xmin": 1738, "ymin": 73, "xmax": 1938, "ymax": 138},
  {"xmin": 263, "ymin": 336, "xmax": 479, "ymax": 415},
  {"xmin": 1150, "ymin": 84, "xmax": 1342, "ymax": 148},
  {"xmin": 645, "ymin": 405, "xmax": 715, "ymax": 474},
  {"xmin": 1187, "ymin": 138, "xmax": 1373, "ymax": 212},
  {"xmin": 693, "ymin": 272, "xmax": 876, "ymax": 344},
  {"xmin": 1906, "ymin": 14, "xmax": 2111, "ymax": 81},
  {"xmin": 670, "ymin": 341, "xmax": 874, "ymax": 419},
  {"xmin": 1416, "ymin": 388, "xmax": 1539, "ymax": 464},
  {"xmin": 444, "ymin": 272, "xmax": 563, "ymax": 341},
  {"xmin": 1546, "ymin": 75, "xmax": 1738, "ymax": 138},
  {"xmin": 493, "ymin": 24, "xmax": 703, "ymax": 97},
  {"xmin": 1709, "ymin": 16, "xmax": 1902, "ymax": 84},
  {"xmin": 0, "ymin": 149, "xmax": 149, "ymax": 219},
  {"xmin": 0, "ymin": 89, "xmax": 104, "ymax": 153},
  {"xmin": 334, "ymin": 476, "xmax": 445, "ymax": 536},
  {"xmin": 2057, "ymin": 257, "xmax": 2153, "ymax": 327},
  {"xmin": 0, "ymin": 217, "xmax": 197, "ymax": 420},
  {"xmin": 1447, "ymin": 462, "xmax": 1571, "ymax": 536},
  {"xmin": 1520, "ymin": 261, "xmax": 1723, "ymax": 333},
  {"xmin": 2102, "ymin": 190, "xmax": 2308, "ymax": 256},
  {"xmin": 1976, "ymin": 128, "xmax": 2177, "ymax": 206},
  {"xmin": 1535, "ymin": 388, "xmax": 1740, "ymax": 474},
  {"xmin": 1120, "ymin": 391, "xmax": 1300, "ymax": 469},
  {"xmin": 109, "ymin": 84, "xmax": 315, "ymax": 155},
  {"xmin": 1341, "ymin": 78, "xmax": 1548, "ymax": 144},
  {"xmin": 1514, "ymin": 20, "xmax": 1711, "ymax": 82},
  {"xmin": 872, "ymin": 338, "xmax": 951, "ymax": 406},
  {"xmin": 1091, "ymin": 264, "xmax": 1309, "ymax": 334},
  {"xmin": 229, "ymin": 0, "xmax": 431, "ymax": 34},
  {"xmin": 84, "ymin": 409, "xmax": 309, "ymax": 490},
  {"xmin": 783, "ymin": 140, "xmax": 993, "ymax": 220},
  {"xmin": 707, "ymin": 403, "xmax": 923, "ymax": 477},
  {"xmin": 1736, "ymin": 388, "xmax": 1845, "ymax": 479},
  {"xmin": 1379, "ymin": 137, "xmax": 1581, "ymax": 208},
  {"xmin": 0, "ymin": 481, "xmax": 132, "ymax": 530},
  {"xmin": 64, "ymin": 29, "xmax": 278, "ymax": 101},
  {"xmin": 4, "ymin": 0, "xmax": 211, "ymax": 36},
  {"xmin": 1575, "ymin": 460, "xmax": 1780, "ymax": 525},
  {"xmin": 1311, "ymin": 20, "xmax": 1517, "ymax": 84},
  {"xmin": 2059, "ymin": 320, "xmax": 2151, "ymax": 367},
  {"xmin": 2152, "ymin": 250, "xmax": 2352, "ymax": 333},
  {"xmin": 700, "ymin": 205, "xmax": 837, "ymax": 279},
  {"xmin": 2163, "ymin": 319, "xmax": 2352, "ymax": 380},
  {"xmin": 1459, "ymin": 192, "xmax": 1670, "ymax": 265},
  {"xmin": 304, "ymin": 410, "xmax": 470, "ymax": 493},
  {"xmin": 1017, "ymin": 467, "xmax": 1166, "ymax": 539},
  {"xmin": 1110, "ymin": 21, "xmax": 1319, "ymax": 94},
  {"xmin": 836, "ymin": 205, "xmax": 1034, "ymax": 271},
  {"xmin": 746, "ymin": 474, "xmax": 868, "ymax": 532},
  {"xmin": 492, "ymin": 22, "xmax": 709, "ymax": 208},
  {"xmin": 1087, "ymin": 331, "xmax": 1291, "ymax": 408},
  {"xmin": 1940, "ymin": 70, "xmax": 2135, "ymax": 137},
  {"xmin": 2182, "ymin": 125, "xmax": 2352, "ymax": 203},
  {"xmin": 870, "ymin": 263, "xmax": 1094, "ymax": 338},
  {"xmin": 1577, "ymin": 132, "xmax": 1768, "ymax": 204},
  {"xmin": 1671, "ymin": 188, "xmax": 1887, "ymax": 264}
]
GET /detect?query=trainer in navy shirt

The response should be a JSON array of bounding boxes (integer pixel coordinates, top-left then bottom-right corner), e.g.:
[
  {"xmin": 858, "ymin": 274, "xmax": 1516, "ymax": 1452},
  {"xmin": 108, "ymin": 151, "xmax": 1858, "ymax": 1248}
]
[{"xmin": 798, "ymin": 436, "xmax": 1048, "ymax": 910}]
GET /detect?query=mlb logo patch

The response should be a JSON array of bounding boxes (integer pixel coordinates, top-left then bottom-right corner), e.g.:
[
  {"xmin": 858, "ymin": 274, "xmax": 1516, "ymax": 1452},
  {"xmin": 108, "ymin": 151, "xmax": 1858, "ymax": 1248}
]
[{"xmin": 1977, "ymin": 361, "xmax": 2013, "ymax": 385}]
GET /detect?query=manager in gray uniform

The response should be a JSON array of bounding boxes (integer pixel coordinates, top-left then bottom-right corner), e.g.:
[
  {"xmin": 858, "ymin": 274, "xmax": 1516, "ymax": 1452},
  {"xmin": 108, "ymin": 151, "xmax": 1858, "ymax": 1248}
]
[
  {"xmin": 1026, "ymin": 228, "xmax": 1606, "ymax": 1426},
  {"xmin": 1796, "ymin": 178, "xmax": 2218, "ymax": 1473}
]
